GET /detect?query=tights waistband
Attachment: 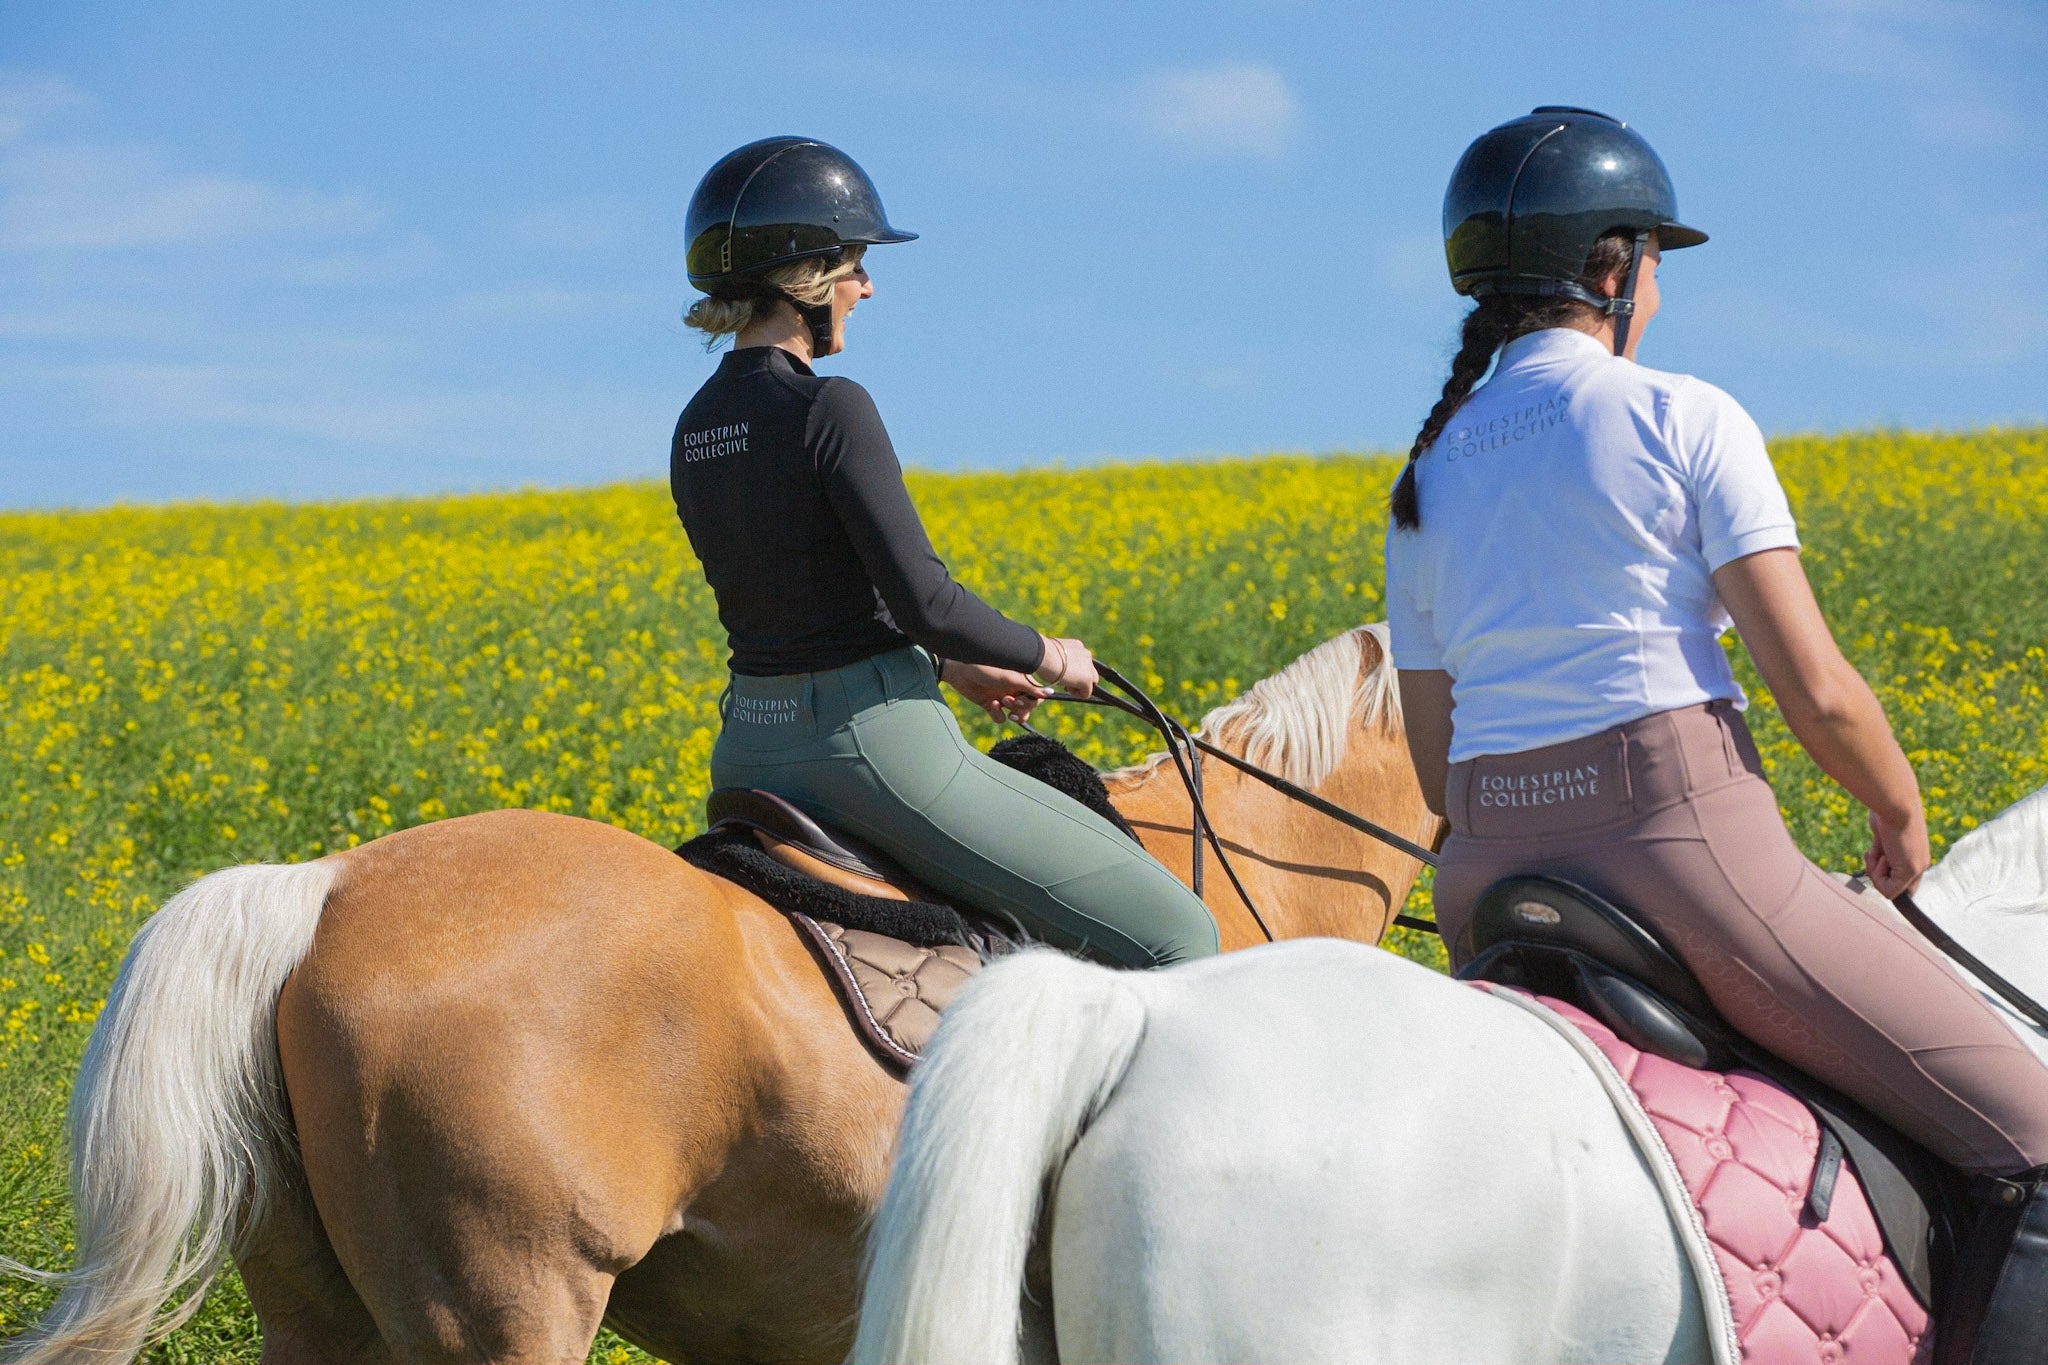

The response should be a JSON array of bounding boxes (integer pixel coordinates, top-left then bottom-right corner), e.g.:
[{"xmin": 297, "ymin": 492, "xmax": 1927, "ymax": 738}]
[{"xmin": 1447, "ymin": 702, "xmax": 1766, "ymax": 840}]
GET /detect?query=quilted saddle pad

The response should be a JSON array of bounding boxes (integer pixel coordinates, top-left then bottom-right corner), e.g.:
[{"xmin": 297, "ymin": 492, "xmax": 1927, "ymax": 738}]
[
  {"xmin": 1495, "ymin": 987, "xmax": 1932, "ymax": 1365},
  {"xmin": 788, "ymin": 913, "xmax": 981, "ymax": 1075}
]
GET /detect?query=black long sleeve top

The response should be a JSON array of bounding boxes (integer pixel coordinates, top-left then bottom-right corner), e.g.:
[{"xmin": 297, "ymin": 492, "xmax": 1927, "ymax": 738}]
[{"xmin": 671, "ymin": 346, "xmax": 1044, "ymax": 677}]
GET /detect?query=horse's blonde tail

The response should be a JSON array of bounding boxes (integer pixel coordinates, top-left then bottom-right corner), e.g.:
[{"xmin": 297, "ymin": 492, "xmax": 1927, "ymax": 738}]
[
  {"xmin": 1, "ymin": 859, "xmax": 337, "ymax": 1363},
  {"xmin": 852, "ymin": 949, "xmax": 1149, "ymax": 1365}
]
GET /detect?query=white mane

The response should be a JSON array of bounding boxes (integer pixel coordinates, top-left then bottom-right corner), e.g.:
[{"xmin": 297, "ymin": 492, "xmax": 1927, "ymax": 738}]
[
  {"xmin": 1106, "ymin": 623, "xmax": 1400, "ymax": 792},
  {"xmin": 1917, "ymin": 782, "xmax": 2048, "ymax": 1046}
]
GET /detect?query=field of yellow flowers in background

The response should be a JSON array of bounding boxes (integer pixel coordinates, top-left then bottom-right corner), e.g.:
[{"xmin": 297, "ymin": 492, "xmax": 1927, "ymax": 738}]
[{"xmin": 1, "ymin": 427, "xmax": 2044, "ymax": 1359}]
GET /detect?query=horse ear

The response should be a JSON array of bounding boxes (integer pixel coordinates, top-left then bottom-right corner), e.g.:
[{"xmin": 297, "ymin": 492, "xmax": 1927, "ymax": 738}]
[
  {"xmin": 1358, "ymin": 623, "xmax": 1388, "ymax": 675},
  {"xmin": 1356, "ymin": 623, "xmax": 1401, "ymax": 737}
]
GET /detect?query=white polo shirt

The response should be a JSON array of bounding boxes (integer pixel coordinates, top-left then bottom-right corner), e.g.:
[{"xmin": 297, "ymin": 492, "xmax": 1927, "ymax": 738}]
[{"xmin": 1384, "ymin": 327, "xmax": 1799, "ymax": 764}]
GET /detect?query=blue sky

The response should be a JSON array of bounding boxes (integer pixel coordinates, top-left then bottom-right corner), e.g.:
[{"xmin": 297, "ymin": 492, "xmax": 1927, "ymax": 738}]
[{"xmin": 1, "ymin": 0, "xmax": 2042, "ymax": 509}]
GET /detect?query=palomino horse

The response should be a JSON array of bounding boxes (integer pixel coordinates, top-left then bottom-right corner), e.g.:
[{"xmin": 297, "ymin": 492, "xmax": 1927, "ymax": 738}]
[
  {"xmin": 3, "ymin": 623, "xmax": 1440, "ymax": 1365},
  {"xmin": 851, "ymin": 785, "xmax": 2048, "ymax": 1365}
]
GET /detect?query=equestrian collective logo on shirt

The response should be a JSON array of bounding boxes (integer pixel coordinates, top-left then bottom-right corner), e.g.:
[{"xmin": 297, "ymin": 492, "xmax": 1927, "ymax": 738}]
[
  {"xmin": 680, "ymin": 421, "xmax": 750, "ymax": 463},
  {"xmin": 1443, "ymin": 396, "xmax": 1569, "ymax": 463}
]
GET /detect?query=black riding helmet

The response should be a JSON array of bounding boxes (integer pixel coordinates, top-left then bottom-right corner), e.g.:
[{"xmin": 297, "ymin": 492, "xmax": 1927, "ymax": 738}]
[
  {"xmin": 686, "ymin": 136, "xmax": 917, "ymax": 355},
  {"xmin": 1442, "ymin": 107, "xmax": 1706, "ymax": 356}
]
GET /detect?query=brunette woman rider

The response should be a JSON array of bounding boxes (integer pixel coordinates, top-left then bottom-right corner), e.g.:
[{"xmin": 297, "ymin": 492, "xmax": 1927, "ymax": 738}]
[
  {"xmin": 671, "ymin": 136, "xmax": 1217, "ymax": 969},
  {"xmin": 1386, "ymin": 108, "xmax": 2047, "ymax": 1359}
]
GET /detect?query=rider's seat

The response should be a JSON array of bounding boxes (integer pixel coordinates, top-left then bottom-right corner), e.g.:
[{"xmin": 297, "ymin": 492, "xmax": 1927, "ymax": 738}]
[{"xmin": 1455, "ymin": 874, "xmax": 1733, "ymax": 1071}]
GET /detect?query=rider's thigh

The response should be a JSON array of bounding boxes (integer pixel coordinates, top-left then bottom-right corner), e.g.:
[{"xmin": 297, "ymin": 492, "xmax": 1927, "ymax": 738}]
[
  {"xmin": 1441, "ymin": 775, "xmax": 2048, "ymax": 1175},
  {"xmin": 839, "ymin": 698, "xmax": 1217, "ymax": 967}
]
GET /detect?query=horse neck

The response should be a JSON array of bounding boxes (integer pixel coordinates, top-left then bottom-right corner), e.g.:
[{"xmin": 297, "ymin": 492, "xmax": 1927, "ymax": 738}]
[{"xmin": 1105, "ymin": 720, "xmax": 1442, "ymax": 952}]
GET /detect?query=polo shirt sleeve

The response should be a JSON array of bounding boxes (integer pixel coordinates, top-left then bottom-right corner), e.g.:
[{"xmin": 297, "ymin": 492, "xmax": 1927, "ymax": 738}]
[
  {"xmin": 1382, "ymin": 522, "xmax": 1445, "ymax": 671},
  {"xmin": 1673, "ymin": 380, "xmax": 1800, "ymax": 571}
]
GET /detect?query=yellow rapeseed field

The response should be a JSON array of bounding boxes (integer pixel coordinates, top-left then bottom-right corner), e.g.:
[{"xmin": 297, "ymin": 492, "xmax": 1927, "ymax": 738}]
[{"xmin": 0, "ymin": 428, "xmax": 2044, "ymax": 1359}]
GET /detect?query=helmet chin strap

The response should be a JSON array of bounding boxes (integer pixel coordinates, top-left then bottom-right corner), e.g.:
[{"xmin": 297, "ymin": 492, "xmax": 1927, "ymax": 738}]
[
  {"xmin": 767, "ymin": 286, "xmax": 835, "ymax": 360},
  {"xmin": 1607, "ymin": 230, "xmax": 1650, "ymax": 358}
]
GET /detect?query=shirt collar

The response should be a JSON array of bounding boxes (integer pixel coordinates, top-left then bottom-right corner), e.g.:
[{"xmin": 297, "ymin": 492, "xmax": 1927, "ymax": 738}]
[
  {"xmin": 1496, "ymin": 326, "xmax": 1613, "ymax": 369},
  {"xmin": 723, "ymin": 344, "xmax": 816, "ymax": 377}
]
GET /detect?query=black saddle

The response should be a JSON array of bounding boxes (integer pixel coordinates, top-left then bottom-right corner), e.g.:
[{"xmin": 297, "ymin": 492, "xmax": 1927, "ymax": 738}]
[{"xmin": 1455, "ymin": 874, "xmax": 1967, "ymax": 1321}]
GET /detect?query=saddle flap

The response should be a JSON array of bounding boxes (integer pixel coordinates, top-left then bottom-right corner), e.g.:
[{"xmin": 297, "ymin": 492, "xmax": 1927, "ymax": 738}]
[
  {"xmin": 786, "ymin": 913, "xmax": 984, "ymax": 1075},
  {"xmin": 1575, "ymin": 960, "xmax": 1729, "ymax": 1072}
]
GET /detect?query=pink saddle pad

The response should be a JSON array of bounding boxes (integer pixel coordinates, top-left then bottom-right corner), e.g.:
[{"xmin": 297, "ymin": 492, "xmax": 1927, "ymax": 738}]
[{"xmin": 1529, "ymin": 993, "xmax": 1931, "ymax": 1365}]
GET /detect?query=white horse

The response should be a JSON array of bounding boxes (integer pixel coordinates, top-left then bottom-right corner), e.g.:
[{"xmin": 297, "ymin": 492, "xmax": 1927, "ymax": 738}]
[{"xmin": 852, "ymin": 786, "xmax": 2048, "ymax": 1365}]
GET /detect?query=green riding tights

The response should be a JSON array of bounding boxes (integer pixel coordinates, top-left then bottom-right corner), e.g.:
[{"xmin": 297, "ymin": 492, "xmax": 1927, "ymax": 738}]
[{"xmin": 710, "ymin": 646, "xmax": 1219, "ymax": 969}]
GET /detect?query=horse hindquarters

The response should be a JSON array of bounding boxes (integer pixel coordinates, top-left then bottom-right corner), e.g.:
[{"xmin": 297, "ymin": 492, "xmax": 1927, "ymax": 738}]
[
  {"xmin": 851, "ymin": 951, "xmax": 1149, "ymax": 1365},
  {"xmin": 1048, "ymin": 946, "xmax": 1709, "ymax": 1364},
  {"xmin": 861, "ymin": 940, "xmax": 1711, "ymax": 1365}
]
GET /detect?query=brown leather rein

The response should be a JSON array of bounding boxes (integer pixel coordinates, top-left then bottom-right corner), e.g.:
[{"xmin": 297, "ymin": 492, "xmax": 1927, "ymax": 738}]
[
  {"xmin": 1032, "ymin": 667, "xmax": 2048, "ymax": 1036},
  {"xmin": 1022, "ymin": 663, "xmax": 1442, "ymax": 942}
]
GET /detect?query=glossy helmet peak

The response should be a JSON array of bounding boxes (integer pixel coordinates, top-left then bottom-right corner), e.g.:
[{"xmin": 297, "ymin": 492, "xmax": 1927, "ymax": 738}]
[
  {"xmin": 1443, "ymin": 106, "xmax": 1706, "ymax": 302},
  {"xmin": 686, "ymin": 136, "xmax": 917, "ymax": 298}
]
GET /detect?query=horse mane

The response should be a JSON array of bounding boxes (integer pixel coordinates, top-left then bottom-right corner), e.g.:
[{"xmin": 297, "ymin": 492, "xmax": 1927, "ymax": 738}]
[{"xmin": 1105, "ymin": 623, "xmax": 1399, "ymax": 793}]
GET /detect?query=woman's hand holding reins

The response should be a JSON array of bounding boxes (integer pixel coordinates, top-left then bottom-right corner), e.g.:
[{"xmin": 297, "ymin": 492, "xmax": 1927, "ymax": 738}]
[
  {"xmin": 941, "ymin": 661, "xmax": 1051, "ymax": 725},
  {"xmin": 1034, "ymin": 635, "xmax": 1098, "ymax": 699},
  {"xmin": 1865, "ymin": 805, "xmax": 1931, "ymax": 899}
]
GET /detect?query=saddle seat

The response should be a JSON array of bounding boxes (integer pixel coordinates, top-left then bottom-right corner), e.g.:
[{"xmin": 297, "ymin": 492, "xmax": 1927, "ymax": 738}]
[
  {"xmin": 705, "ymin": 787, "xmax": 944, "ymax": 904},
  {"xmin": 1456, "ymin": 873, "xmax": 1963, "ymax": 1337},
  {"xmin": 1457, "ymin": 873, "xmax": 1729, "ymax": 1069}
]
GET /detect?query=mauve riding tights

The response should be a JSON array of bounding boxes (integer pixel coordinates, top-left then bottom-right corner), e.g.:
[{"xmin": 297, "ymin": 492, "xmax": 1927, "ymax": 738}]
[{"xmin": 1431, "ymin": 701, "xmax": 2048, "ymax": 1176}]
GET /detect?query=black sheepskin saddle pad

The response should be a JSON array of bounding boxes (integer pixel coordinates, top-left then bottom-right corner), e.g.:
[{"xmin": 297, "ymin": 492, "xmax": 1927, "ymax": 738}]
[{"xmin": 675, "ymin": 731, "xmax": 1135, "ymax": 950}]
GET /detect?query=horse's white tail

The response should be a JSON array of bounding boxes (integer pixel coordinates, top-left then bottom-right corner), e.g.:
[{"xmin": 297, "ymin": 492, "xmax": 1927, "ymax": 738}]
[
  {"xmin": 852, "ymin": 949, "xmax": 1149, "ymax": 1365},
  {"xmin": 1, "ymin": 859, "xmax": 338, "ymax": 1363}
]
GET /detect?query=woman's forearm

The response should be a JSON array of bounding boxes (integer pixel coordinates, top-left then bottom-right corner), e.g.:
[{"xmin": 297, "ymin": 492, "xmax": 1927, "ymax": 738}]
[
  {"xmin": 1713, "ymin": 549, "xmax": 1921, "ymax": 827},
  {"xmin": 1772, "ymin": 662, "xmax": 1920, "ymax": 825}
]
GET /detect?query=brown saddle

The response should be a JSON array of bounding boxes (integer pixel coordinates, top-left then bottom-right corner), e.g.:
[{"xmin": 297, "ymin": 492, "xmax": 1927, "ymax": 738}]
[{"xmin": 704, "ymin": 788, "xmax": 985, "ymax": 1075}]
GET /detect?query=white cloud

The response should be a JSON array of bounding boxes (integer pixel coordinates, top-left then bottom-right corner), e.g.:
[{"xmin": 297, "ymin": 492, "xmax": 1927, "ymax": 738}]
[
  {"xmin": 1132, "ymin": 63, "xmax": 1302, "ymax": 159},
  {"xmin": 1706, "ymin": 208, "xmax": 2046, "ymax": 370},
  {"xmin": 8, "ymin": 353, "xmax": 666, "ymax": 488},
  {"xmin": 0, "ymin": 141, "xmax": 381, "ymax": 251},
  {"xmin": 0, "ymin": 71, "xmax": 88, "ymax": 147},
  {"xmin": 244, "ymin": 233, "xmax": 441, "ymax": 285}
]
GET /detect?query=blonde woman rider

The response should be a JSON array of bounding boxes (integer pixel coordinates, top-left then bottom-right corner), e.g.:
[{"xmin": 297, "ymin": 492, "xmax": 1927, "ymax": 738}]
[
  {"xmin": 1386, "ymin": 107, "xmax": 2048, "ymax": 1360},
  {"xmin": 672, "ymin": 137, "xmax": 1217, "ymax": 969}
]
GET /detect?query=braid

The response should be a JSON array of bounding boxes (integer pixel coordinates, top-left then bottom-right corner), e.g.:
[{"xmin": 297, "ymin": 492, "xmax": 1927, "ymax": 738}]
[
  {"xmin": 1391, "ymin": 298, "xmax": 1512, "ymax": 529},
  {"xmin": 1391, "ymin": 230, "xmax": 1642, "ymax": 530}
]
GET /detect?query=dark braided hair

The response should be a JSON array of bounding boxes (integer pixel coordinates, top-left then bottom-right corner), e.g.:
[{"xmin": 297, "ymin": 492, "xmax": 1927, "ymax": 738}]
[{"xmin": 1391, "ymin": 231, "xmax": 1639, "ymax": 529}]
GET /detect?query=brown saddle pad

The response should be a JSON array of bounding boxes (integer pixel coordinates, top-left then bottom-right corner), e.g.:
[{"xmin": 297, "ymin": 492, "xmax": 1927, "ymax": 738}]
[
  {"xmin": 785, "ymin": 914, "xmax": 983, "ymax": 1075},
  {"xmin": 692, "ymin": 789, "xmax": 994, "ymax": 1076}
]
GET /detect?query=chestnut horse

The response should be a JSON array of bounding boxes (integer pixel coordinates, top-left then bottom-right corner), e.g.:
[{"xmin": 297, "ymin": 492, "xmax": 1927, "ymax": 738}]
[{"xmin": 4, "ymin": 624, "xmax": 1440, "ymax": 1365}]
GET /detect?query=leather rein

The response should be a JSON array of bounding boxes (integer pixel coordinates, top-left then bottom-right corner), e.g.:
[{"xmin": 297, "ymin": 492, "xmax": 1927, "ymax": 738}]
[
  {"xmin": 1029, "ymin": 667, "xmax": 2048, "ymax": 1034},
  {"xmin": 1021, "ymin": 663, "xmax": 1442, "ymax": 943}
]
